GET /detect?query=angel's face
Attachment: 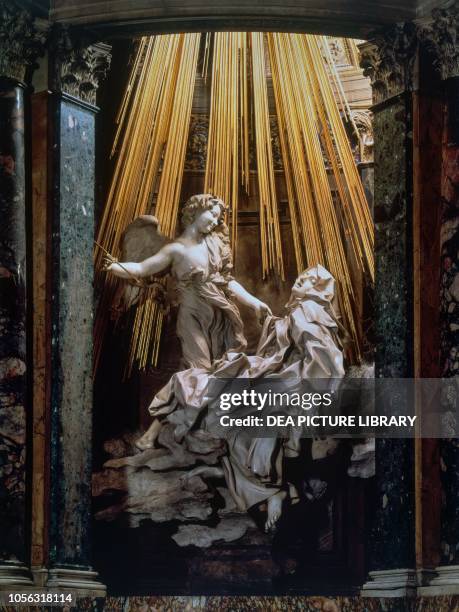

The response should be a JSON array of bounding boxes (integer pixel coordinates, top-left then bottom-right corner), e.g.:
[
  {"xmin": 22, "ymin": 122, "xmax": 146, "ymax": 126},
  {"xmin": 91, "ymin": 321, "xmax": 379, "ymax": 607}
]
[{"xmin": 195, "ymin": 203, "xmax": 221, "ymax": 234}]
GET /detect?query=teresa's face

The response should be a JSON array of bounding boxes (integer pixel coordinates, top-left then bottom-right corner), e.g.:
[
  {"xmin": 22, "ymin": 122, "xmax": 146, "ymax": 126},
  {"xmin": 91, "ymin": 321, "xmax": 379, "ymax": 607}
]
[
  {"xmin": 195, "ymin": 203, "xmax": 221, "ymax": 234},
  {"xmin": 291, "ymin": 274, "xmax": 315, "ymax": 298}
]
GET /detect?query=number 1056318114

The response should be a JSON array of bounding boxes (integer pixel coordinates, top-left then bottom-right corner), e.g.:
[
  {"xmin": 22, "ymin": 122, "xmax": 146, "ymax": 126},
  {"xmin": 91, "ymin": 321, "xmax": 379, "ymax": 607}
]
[{"xmin": 4, "ymin": 592, "xmax": 74, "ymax": 606}]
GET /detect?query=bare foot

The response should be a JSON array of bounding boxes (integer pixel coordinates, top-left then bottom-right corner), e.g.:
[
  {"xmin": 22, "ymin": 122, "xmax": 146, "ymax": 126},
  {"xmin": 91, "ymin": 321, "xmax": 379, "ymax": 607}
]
[
  {"xmin": 288, "ymin": 483, "xmax": 300, "ymax": 505},
  {"xmin": 305, "ymin": 478, "xmax": 327, "ymax": 501},
  {"xmin": 265, "ymin": 490, "xmax": 287, "ymax": 532},
  {"xmin": 180, "ymin": 465, "xmax": 224, "ymax": 483},
  {"xmin": 135, "ymin": 419, "xmax": 161, "ymax": 451}
]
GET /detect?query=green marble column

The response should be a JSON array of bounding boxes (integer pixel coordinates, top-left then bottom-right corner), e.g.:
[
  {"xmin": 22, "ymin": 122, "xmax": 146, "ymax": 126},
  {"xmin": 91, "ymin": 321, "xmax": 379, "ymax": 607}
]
[
  {"xmin": 46, "ymin": 31, "xmax": 111, "ymax": 596},
  {"xmin": 359, "ymin": 25, "xmax": 418, "ymax": 597},
  {"xmin": 0, "ymin": 1, "xmax": 44, "ymax": 590}
]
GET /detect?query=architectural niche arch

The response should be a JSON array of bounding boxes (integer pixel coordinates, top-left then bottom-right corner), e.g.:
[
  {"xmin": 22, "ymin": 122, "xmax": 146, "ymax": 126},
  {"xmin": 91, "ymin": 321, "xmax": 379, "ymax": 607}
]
[{"xmin": 1, "ymin": 0, "xmax": 458, "ymax": 602}]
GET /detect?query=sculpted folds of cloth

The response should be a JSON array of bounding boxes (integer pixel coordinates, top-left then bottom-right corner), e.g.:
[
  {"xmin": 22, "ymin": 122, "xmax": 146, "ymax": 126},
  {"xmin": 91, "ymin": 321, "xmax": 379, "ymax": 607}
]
[
  {"xmin": 105, "ymin": 194, "xmax": 271, "ymax": 371},
  {"xmin": 104, "ymin": 195, "xmax": 367, "ymax": 533},
  {"xmin": 131, "ymin": 263, "xmax": 346, "ymax": 531}
]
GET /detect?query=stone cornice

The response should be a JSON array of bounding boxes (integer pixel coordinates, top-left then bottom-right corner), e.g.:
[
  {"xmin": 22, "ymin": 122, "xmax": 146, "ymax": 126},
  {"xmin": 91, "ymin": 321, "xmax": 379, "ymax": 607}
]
[
  {"xmin": 0, "ymin": 1, "xmax": 47, "ymax": 83},
  {"xmin": 359, "ymin": 23, "xmax": 418, "ymax": 105},
  {"xmin": 50, "ymin": 26, "xmax": 111, "ymax": 107},
  {"xmin": 360, "ymin": 3, "xmax": 459, "ymax": 105},
  {"xmin": 419, "ymin": 4, "xmax": 459, "ymax": 81}
]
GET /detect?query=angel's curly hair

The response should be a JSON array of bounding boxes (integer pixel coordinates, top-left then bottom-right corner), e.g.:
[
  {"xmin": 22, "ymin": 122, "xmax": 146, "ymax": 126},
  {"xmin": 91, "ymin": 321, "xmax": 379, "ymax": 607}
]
[{"xmin": 181, "ymin": 193, "xmax": 228, "ymax": 229}]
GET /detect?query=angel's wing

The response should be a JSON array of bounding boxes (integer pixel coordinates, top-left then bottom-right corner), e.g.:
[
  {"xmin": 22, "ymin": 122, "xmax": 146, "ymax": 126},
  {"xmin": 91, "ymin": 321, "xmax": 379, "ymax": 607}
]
[
  {"xmin": 121, "ymin": 215, "xmax": 171, "ymax": 263},
  {"xmin": 112, "ymin": 216, "xmax": 174, "ymax": 316}
]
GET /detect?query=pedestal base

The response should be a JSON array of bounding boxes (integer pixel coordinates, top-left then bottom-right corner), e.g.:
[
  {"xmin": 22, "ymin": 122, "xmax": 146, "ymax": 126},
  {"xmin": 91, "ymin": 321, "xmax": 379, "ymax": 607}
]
[
  {"xmin": 0, "ymin": 562, "xmax": 34, "ymax": 590},
  {"xmin": 361, "ymin": 569, "xmax": 417, "ymax": 597},
  {"xmin": 418, "ymin": 565, "xmax": 459, "ymax": 596},
  {"xmin": 46, "ymin": 568, "xmax": 106, "ymax": 597},
  {"xmin": 31, "ymin": 567, "xmax": 49, "ymax": 588}
]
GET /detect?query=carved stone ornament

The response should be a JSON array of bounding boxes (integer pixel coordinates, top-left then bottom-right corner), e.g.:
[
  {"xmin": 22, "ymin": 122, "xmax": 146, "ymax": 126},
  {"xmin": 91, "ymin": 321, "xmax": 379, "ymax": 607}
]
[
  {"xmin": 359, "ymin": 23, "xmax": 417, "ymax": 104},
  {"xmin": 352, "ymin": 110, "xmax": 374, "ymax": 162},
  {"xmin": 420, "ymin": 4, "xmax": 459, "ymax": 81},
  {"xmin": 326, "ymin": 38, "xmax": 349, "ymax": 68},
  {"xmin": 270, "ymin": 115, "xmax": 283, "ymax": 170},
  {"xmin": 52, "ymin": 26, "xmax": 111, "ymax": 106},
  {"xmin": 0, "ymin": 1, "xmax": 47, "ymax": 83},
  {"xmin": 185, "ymin": 114, "xmax": 209, "ymax": 170}
]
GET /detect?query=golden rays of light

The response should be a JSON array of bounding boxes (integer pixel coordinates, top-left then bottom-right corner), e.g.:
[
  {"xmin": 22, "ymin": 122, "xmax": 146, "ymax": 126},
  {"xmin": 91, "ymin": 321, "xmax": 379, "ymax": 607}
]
[
  {"xmin": 94, "ymin": 33, "xmax": 200, "ymax": 375},
  {"xmin": 251, "ymin": 32, "xmax": 285, "ymax": 279},
  {"xmin": 204, "ymin": 32, "xmax": 250, "ymax": 249},
  {"xmin": 267, "ymin": 33, "xmax": 374, "ymax": 353},
  {"xmin": 95, "ymin": 32, "xmax": 374, "ymax": 374}
]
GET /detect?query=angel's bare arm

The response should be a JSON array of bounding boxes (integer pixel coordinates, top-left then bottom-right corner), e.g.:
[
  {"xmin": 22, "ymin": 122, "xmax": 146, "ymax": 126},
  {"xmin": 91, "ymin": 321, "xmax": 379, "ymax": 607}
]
[
  {"xmin": 227, "ymin": 280, "xmax": 272, "ymax": 320},
  {"xmin": 106, "ymin": 243, "xmax": 180, "ymax": 279}
]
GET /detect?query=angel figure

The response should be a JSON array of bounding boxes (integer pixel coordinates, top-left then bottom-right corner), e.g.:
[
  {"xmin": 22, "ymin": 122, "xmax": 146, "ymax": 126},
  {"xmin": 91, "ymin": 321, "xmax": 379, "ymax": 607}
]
[{"xmin": 104, "ymin": 194, "xmax": 272, "ymax": 446}]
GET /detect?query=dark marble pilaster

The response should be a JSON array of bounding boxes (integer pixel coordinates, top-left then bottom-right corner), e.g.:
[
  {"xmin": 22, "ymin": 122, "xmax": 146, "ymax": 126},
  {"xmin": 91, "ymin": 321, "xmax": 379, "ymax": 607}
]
[
  {"xmin": 413, "ymin": 54, "xmax": 443, "ymax": 575},
  {"xmin": 359, "ymin": 24, "xmax": 417, "ymax": 596},
  {"xmin": 0, "ymin": 0, "xmax": 45, "ymax": 589},
  {"xmin": 421, "ymin": 5, "xmax": 459, "ymax": 146},
  {"xmin": 46, "ymin": 30, "xmax": 110, "ymax": 595},
  {"xmin": 438, "ymin": 142, "xmax": 459, "ymax": 569},
  {"xmin": 418, "ymin": 5, "xmax": 459, "ymax": 591},
  {"xmin": 0, "ymin": 78, "xmax": 29, "ymax": 587}
]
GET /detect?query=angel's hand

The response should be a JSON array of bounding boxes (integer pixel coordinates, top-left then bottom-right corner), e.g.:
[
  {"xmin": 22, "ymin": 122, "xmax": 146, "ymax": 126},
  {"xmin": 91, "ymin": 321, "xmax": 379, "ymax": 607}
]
[
  {"xmin": 102, "ymin": 254, "xmax": 118, "ymax": 272},
  {"xmin": 253, "ymin": 299, "xmax": 273, "ymax": 324}
]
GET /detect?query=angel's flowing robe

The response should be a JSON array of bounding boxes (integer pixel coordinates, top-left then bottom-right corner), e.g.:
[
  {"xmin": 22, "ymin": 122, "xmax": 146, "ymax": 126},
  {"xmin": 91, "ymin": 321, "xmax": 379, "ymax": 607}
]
[
  {"xmin": 147, "ymin": 270, "xmax": 345, "ymax": 512},
  {"xmin": 176, "ymin": 232, "xmax": 246, "ymax": 369}
]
